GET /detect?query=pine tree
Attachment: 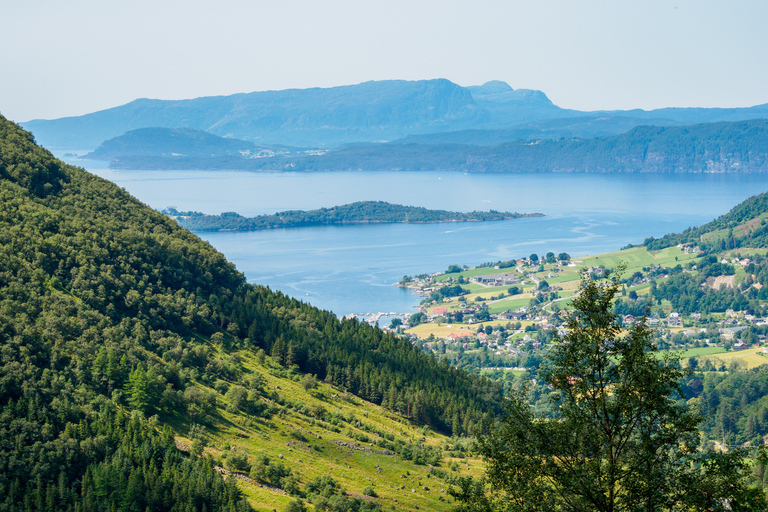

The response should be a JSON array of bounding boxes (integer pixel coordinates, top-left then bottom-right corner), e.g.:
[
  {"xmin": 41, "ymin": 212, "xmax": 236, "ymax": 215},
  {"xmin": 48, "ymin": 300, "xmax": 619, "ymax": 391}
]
[{"xmin": 125, "ymin": 365, "xmax": 150, "ymax": 413}]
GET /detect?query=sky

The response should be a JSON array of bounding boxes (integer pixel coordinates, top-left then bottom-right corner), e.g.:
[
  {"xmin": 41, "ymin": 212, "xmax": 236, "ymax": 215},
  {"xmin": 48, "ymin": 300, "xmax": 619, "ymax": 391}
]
[{"xmin": 2, "ymin": 0, "xmax": 768, "ymax": 123}]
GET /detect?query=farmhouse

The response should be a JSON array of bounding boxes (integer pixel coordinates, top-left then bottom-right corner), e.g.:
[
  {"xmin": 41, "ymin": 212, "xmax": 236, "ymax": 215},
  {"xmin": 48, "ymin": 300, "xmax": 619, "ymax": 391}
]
[
  {"xmin": 475, "ymin": 273, "xmax": 520, "ymax": 286},
  {"xmin": 500, "ymin": 311, "xmax": 527, "ymax": 321}
]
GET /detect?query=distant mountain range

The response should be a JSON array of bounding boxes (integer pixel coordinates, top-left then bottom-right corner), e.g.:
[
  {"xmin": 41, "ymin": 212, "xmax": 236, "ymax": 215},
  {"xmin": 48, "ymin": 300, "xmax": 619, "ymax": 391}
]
[
  {"xmin": 23, "ymin": 79, "xmax": 768, "ymax": 151},
  {"xmin": 99, "ymin": 119, "xmax": 768, "ymax": 174}
]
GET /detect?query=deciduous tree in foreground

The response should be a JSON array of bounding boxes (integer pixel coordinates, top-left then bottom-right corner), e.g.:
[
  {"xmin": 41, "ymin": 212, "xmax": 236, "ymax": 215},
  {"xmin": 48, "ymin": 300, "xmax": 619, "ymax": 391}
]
[{"xmin": 452, "ymin": 269, "xmax": 767, "ymax": 512}]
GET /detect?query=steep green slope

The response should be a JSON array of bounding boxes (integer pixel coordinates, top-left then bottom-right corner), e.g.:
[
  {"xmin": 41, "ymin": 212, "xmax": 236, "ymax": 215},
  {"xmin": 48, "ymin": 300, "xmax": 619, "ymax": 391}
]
[
  {"xmin": 0, "ymin": 116, "xmax": 501, "ymax": 511},
  {"xmin": 644, "ymin": 189, "xmax": 768, "ymax": 250}
]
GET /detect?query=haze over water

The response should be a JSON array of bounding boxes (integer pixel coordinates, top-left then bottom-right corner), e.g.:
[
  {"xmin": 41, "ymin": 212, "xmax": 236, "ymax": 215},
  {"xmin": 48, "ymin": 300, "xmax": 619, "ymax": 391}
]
[{"xmin": 70, "ymin": 155, "xmax": 768, "ymax": 316}]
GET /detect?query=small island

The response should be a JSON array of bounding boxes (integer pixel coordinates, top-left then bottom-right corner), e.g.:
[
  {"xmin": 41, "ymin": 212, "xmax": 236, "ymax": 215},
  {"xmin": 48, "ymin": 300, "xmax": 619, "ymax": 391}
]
[{"xmin": 163, "ymin": 201, "xmax": 543, "ymax": 232}]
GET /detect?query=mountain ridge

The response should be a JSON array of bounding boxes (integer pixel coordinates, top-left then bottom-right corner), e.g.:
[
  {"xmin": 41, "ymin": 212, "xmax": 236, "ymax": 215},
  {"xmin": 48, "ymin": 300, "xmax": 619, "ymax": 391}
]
[
  {"xmin": 21, "ymin": 78, "xmax": 768, "ymax": 152},
  {"xmin": 103, "ymin": 119, "xmax": 768, "ymax": 173}
]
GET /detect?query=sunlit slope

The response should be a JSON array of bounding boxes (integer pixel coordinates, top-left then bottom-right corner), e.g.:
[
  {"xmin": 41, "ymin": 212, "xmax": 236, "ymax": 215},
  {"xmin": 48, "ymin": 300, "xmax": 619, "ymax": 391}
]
[
  {"xmin": 179, "ymin": 348, "xmax": 482, "ymax": 511},
  {"xmin": 646, "ymin": 190, "xmax": 768, "ymax": 250},
  {"xmin": 0, "ymin": 114, "xmax": 498, "ymax": 510}
]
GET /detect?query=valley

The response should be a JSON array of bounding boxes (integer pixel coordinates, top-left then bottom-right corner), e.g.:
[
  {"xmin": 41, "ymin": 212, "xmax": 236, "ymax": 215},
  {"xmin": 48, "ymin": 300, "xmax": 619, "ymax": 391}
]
[{"xmin": 7, "ymin": 0, "xmax": 768, "ymax": 508}]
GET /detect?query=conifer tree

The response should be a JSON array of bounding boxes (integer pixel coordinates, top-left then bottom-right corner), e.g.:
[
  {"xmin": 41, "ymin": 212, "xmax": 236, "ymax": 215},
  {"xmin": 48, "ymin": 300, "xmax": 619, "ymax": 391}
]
[{"xmin": 125, "ymin": 364, "xmax": 150, "ymax": 413}]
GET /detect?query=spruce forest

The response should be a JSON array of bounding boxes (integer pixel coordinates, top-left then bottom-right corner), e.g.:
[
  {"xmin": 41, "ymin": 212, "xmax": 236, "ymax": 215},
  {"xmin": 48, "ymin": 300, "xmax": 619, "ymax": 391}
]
[{"xmin": 0, "ymin": 116, "xmax": 501, "ymax": 511}]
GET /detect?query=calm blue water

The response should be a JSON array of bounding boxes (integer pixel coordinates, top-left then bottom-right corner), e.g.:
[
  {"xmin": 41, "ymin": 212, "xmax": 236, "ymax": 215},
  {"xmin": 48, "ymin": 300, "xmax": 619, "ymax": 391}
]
[{"xmin": 62, "ymin": 154, "xmax": 768, "ymax": 316}]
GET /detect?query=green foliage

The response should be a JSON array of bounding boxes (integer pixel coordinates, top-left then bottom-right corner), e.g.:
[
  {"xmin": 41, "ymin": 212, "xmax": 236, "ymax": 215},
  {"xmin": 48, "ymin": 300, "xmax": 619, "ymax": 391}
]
[
  {"xmin": 300, "ymin": 373, "xmax": 318, "ymax": 391},
  {"xmin": 692, "ymin": 366, "xmax": 768, "ymax": 447},
  {"xmin": 0, "ymin": 115, "xmax": 501, "ymax": 510},
  {"xmin": 650, "ymin": 254, "xmax": 768, "ymax": 314},
  {"xmin": 284, "ymin": 499, "xmax": 307, "ymax": 512},
  {"xmin": 645, "ymin": 189, "xmax": 768, "ymax": 250},
  {"xmin": 455, "ymin": 271, "xmax": 766, "ymax": 511},
  {"xmin": 396, "ymin": 441, "xmax": 442, "ymax": 465},
  {"xmin": 224, "ymin": 385, "xmax": 249, "ymax": 413},
  {"xmin": 249, "ymin": 455, "xmax": 293, "ymax": 491},
  {"xmin": 223, "ymin": 446, "xmax": 251, "ymax": 473},
  {"xmin": 125, "ymin": 364, "xmax": 151, "ymax": 412}
]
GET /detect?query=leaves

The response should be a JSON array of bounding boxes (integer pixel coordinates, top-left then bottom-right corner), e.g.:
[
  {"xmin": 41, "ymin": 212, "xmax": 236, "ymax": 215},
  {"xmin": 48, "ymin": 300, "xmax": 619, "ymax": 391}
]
[{"xmin": 462, "ymin": 270, "xmax": 766, "ymax": 511}]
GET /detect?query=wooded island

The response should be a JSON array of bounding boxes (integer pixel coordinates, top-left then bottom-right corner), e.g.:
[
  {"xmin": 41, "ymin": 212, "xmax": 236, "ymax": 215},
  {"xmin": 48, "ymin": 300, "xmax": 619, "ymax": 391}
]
[{"xmin": 164, "ymin": 201, "xmax": 542, "ymax": 232}]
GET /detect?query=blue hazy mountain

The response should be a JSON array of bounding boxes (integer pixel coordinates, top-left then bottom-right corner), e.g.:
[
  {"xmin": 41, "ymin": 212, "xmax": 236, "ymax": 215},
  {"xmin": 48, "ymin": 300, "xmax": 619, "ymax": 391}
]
[
  {"xmin": 21, "ymin": 79, "xmax": 768, "ymax": 151},
  {"xmin": 104, "ymin": 119, "xmax": 768, "ymax": 174},
  {"xmin": 24, "ymin": 79, "xmax": 500, "ymax": 149},
  {"xmin": 391, "ymin": 115, "xmax": 680, "ymax": 146},
  {"xmin": 86, "ymin": 127, "xmax": 257, "ymax": 158}
]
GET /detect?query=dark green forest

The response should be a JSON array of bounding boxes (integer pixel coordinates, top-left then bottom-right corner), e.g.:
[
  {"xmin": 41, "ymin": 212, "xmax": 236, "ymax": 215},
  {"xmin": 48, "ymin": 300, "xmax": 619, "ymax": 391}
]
[
  {"xmin": 0, "ymin": 115, "xmax": 502, "ymax": 511},
  {"xmin": 165, "ymin": 202, "xmax": 539, "ymax": 232}
]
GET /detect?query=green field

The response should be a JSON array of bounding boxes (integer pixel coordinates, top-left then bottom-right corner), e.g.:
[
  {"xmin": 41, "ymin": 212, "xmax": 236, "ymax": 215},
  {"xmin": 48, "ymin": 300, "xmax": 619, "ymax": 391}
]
[
  {"xmin": 674, "ymin": 346, "xmax": 728, "ymax": 358},
  {"xmin": 175, "ymin": 348, "xmax": 482, "ymax": 511}
]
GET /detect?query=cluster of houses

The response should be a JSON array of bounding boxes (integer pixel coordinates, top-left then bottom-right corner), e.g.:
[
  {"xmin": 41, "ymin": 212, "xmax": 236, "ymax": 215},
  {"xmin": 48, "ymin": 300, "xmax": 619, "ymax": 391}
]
[
  {"xmin": 474, "ymin": 273, "xmax": 520, "ymax": 286},
  {"xmin": 677, "ymin": 244, "xmax": 702, "ymax": 255},
  {"xmin": 723, "ymin": 257, "xmax": 755, "ymax": 267},
  {"xmin": 621, "ymin": 307, "xmax": 768, "ymax": 352}
]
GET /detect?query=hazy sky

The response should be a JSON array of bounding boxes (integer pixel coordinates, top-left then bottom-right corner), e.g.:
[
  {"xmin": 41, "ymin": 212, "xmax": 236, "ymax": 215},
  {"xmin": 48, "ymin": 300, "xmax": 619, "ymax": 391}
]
[{"xmin": 3, "ymin": 0, "xmax": 768, "ymax": 122}]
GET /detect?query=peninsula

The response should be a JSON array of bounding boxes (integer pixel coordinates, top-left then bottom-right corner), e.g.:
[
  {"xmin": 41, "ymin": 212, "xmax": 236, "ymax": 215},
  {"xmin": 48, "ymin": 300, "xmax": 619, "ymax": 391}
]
[{"xmin": 163, "ymin": 200, "xmax": 542, "ymax": 231}]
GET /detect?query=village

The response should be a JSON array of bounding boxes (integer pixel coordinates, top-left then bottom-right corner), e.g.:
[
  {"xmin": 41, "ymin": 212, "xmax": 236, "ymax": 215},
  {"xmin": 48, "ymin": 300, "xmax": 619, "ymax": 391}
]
[{"xmin": 387, "ymin": 244, "xmax": 768, "ymax": 375}]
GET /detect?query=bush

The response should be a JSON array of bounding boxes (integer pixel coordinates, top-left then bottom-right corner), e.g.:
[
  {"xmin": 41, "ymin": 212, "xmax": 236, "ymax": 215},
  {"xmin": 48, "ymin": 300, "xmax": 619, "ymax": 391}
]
[
  {"xmin": 184, "ymin": 387, "xmax": 217, "ymax": 419},
  {"xmin": 250, "ymin": 454, "xmax": 292, "ymax": 488},
  {"xmin": 223, "ymin": 447, "xmax": 250, "ymax": 473},
  {"xmin": 225, "ymin": 384, "xmax": 249, "ymax": 412},
  {"xmin": 300, "ymin": 374, "xmax": 318, "ymax": 391},
  {"xmin": 284, "ymin": 500, "xmax": 307, "ymax": 512},
  {"xmin": 305, "ymin": 475, "xmax": 341, "ymax": 498}
]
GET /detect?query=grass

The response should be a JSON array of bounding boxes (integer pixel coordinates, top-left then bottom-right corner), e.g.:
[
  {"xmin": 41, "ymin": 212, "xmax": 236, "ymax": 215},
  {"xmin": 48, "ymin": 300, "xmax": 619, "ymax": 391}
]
[
  {"xmin": 569, "ymin": 246, "xmax": 697, "ymax": 276},
  {"xmin": 481, "ymin": 368, "xmax": 527, "ymax": 378},
  {"xmin": 675, "ymin": 346, "xmax": 728, "ymax": 357},
  {"xmin": 173, "ymin": 349, "xmax": 480, "ymax": 511},
  {"xmin": 700, "ymin": 348, "xmax": 768, "ymax": 370},
  {"xmin": 661, "ymin": 346, "xmax": 768, "ymax": 370}
]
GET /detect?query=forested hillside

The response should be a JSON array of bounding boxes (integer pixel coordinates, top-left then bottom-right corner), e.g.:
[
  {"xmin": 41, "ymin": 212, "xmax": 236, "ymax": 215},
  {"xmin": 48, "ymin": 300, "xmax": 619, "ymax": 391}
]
[
  {"xmin": 645, "ymin": 189, "xmax": 768, "ymax": 250},
  {"xmin": 0, "ymin": 116, "xmax": 501, "ymax": 511}
]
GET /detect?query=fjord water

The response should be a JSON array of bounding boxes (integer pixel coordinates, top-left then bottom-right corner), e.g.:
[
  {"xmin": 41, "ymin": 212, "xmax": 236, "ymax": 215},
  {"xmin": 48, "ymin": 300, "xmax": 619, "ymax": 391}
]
[{"xmin": 73, "ymin": 157, "xmax": 768, "ymax": 316}]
